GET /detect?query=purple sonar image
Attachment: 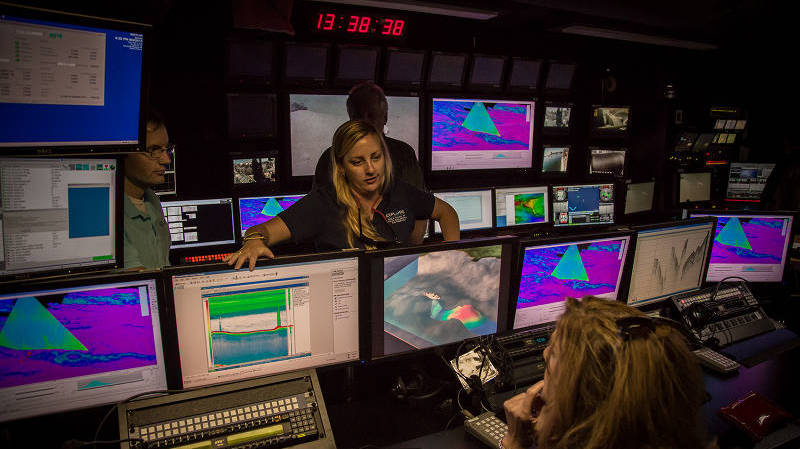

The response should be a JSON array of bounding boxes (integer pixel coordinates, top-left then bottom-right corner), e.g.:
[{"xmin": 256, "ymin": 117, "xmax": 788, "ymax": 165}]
[
  {"xmin": 432, "ymin": 100, "xmax": 531, "ymax": 153},
  {"xmin": 517, "ymin": 240, "xmax": 625, "ymax": 310},
  {"xmin": 709, "ymin": 217, "xmax": 787, "ymax": 265},
  {"xmin": 239, "ymin": 196, "xmax": 303, "ymax": 234},
  {"xmin": 0, "ymin": 287, "xmax": 157, "ymax": 389}
]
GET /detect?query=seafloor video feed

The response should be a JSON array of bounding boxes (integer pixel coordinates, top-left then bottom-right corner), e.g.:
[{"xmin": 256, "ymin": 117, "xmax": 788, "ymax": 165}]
[
  {"xmin": 709, "ymin": 217, "xmax": 787, "ymax": 266},
  {"xmin": 591, "ymin": 107, "xmax": 629, "ymax": 132},
  {"xmin": 544, "ymin": 106, "xmax": 571, "ymax": 128},
  {"xmin": 232, "ymin": 157, "xmax": 276, "ymax": 184}
]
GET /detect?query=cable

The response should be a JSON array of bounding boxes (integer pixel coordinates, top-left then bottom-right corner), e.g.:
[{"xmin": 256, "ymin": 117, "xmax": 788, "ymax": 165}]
[
  {"xmin": 67, "ymin": 438, "xmax": 145, "ymax": 448},
  {"xmin": 93, "ymin": 389, "xmax": 185, "ymax": 448}
]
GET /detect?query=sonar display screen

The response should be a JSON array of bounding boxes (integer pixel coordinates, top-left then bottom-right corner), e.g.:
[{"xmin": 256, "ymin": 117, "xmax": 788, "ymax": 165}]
[
  {"xmin": 431, "ymin": 98, "xmax": 534, "ymax": 171},
  {"xmin": 494, "ymin": 186, "xmax": 549, "ymax": 228},
  {"xmin": 691, "ymin": 213, "xmax": 794, "ymax": 283},
  {"xmin": 381, "ymin": 246, "xmax": 502, "ymax": 356},
  {"xmin": 514, "ymin": 236, "xmax": 630, "ymax": 329},
  {"xmin": 238, "ymin": 195, "xmax": 305, "ymax": 236},
  {"xmin": 551, "ymin": 184, "xmax": 615, "ymax": 227}
]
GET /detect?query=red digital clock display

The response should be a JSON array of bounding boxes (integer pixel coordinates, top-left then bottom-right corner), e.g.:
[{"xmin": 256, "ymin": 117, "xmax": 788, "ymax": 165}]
[{"xmin": 315, "ymin": 12, "xmax": 406, "ymax": 37}]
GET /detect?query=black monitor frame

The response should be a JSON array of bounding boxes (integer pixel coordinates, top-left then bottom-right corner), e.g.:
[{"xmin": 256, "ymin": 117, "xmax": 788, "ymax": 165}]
[
  {"xmin": 542, "ymin": 60, "xmax": 576, "ymax": 94},
  {"xmin": 676, "ymin": 170, "xmax": 713, "ymax": 205},
  {"xmin": 426, "ymin": 51, "xmax": 467, "ymax": 91},
  {"xmin": 333, "ymin": 43, "xmax": 379, "ymax": 87},
  {"xmin": 622, "ymin": 180, "xmax": 656, "ymax": 216},
  {"xmin": 505, "ymin": 57, "xmax": 543, "ymax": 94},
  {"xmin": 283, "ymin": 42, "xmax": 330, "ymax": 87},
  {"xmin": 590, "ymin": 104, "xmax": 632, "ymax": 137},
  {"xmin": 224, "ymin": 37, "xmax": 274, "ymax": 86},
  {"xmin": 466, "ymin": 53, "xmax": 507, "ymax": 92},
  {"xmin": 383, "ymin": 47, "xmax": 426, "ymax": 89},
  {"xmin": 225, "ymin": 93, "xmax": 277, "ymax": 140}
]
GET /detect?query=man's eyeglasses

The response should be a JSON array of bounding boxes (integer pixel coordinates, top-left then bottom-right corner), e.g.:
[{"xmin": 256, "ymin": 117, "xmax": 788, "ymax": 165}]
[
  {"xmin": 358, "ymin": 207, "xmax": 401, "ymax": 249},
  {"xmin": 144, "ymin": 143, "xmax": 176, "ymax": 160}
]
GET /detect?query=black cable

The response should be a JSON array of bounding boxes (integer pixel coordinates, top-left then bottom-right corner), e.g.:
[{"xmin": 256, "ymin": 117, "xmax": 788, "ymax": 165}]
[
  {"xmin": 93, "ymin": 389, "xmax": 185, "ymax": 448},
  {"xmin": 68, "ymin": 438, "xmax": 145, "ymax": 448},
  {"xmin": 710, "ymin": 276, "xmax": 750, "ymax": 303}
]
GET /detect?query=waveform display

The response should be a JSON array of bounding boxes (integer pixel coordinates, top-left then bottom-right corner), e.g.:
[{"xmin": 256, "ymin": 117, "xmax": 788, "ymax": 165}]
[
  {"xmin": 709, "ymin": 217, "xmax": 787, "ymax": 265},
  {"xmin": 239, "ymin": 196, "xmax": 303, "ymax": 234},
  {"xmin": 650, "ymin": 233, "xmax": 710, "ymax": 296},
  {"xmin": 432, "ymin": 100, "xmax": 531, "ymax": 153},
  {"xmin": 514, "ymin": 193, "xmax": 545, "ymax": 224},
  {"xmin": 206, "ymin": 289, "xmax": 291, "ymax": 368},
  {"xmin": 0, "ymin": 287, "xmax": 157, "ymax": 389},
  {"xmin": 517, "ymin": 240, "xmax": 625, "ymax": 310},
  {"xmin": 383, "ymin": 247, "xmax": 501, "ymax": 349}
]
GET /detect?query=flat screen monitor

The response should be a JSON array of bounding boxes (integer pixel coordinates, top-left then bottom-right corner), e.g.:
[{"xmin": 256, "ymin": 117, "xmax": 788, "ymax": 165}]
[
  {"xmin": 679, "ymin": 172, "xmax": 711, "ymax": 203},
  {"xmin": 494, "ymin": 186, "xmax": 549, "ymax": 228},
  {"xmin": 694, "ymin": 133, "xmax": 714, "ymax": 152},
  {"xmin": 0, "ymin": 157, "xmax": 120, "ymax": 278},
  {"xmin": 544, "ymin": 63, "xmax": 575, "ymax": 90},
  {"xmin": 542, "ymin": 146, "xmax": 569, "ymax": 173},
  {"xmin": 626, "ymin": 220, "xmax": 714, "ymax": 307},
  {"xmin": 0, "ymin": 5, "xmax": 148, "ymax": 153},
  {"xmin": 384, "ymin": 49, "xmax": 425, "ymax": 87},
  {"xmin": 507, "ymin": 58, "xmax": 541, "ymax": 91},
  {"xmin": 675, "ymin": 132, "xmax": 698, "ymax": 152},
  {"xmin": 226, "ymin": 39, "xmax": 272, "ymax": 84},
  {"xmin": 430, "ymin": 98, "xmax": 534, "ymax": 171},
  {"xmin": 335, "ymin": 46, "xmax": 378, "ymax": 84},
  {"xmin": 231, "ymin": 154, "xmax": 277, "ymax": 185},
  {"xmin": 551, "ymin": 183, "xmax": 615, "ymax": 227},
  {"xmin": 284, "ymin": 43, "xmax": 328, "ymax": 84},
  {"xmin": 589, "ymin": 148, "xmax": 626, "ymax": 177},
  {"xmin": 514, "ymin": 233, "xmax": 631, "ymax": 329},
  {"xmin": 0, "ymin": 274, "xmax": 168, "ymax": 422},
  {"xmin": 427, "ymin": 52, "xmax": 466, "ymax": 89},
  {"xmin": 366, "ymin": 238, "xmax": 514, "ymax": 359},
  {"xmin": 160, "ymin": 198, "xmax": 236, "ymax": 249},
  {"xmin": 689, "ymin": 212, "xmax": 794, "ymax": 283},
  {"xmin": 726, "ymin": 162, "xmax": 775, "ymax": 201},
  {"xmin": 226, "ymin": 93, "xmax": 276, "ymax": 139},
  {"xmin": 168, "ymin": 255, "xmax": 360, "ymax": 388},
  {"xmin": 543, "ymin": 105, "xmax": 571, "ymax": 129},
  {"xmin": 238, "ymin": 194, "xmax": 305, "ymax": 237},
  {"xmin": 468, "ymin": 55, "xmax": 505, "ymax": 89},
  {"xmin": 289, "ymin": 93, "xmax": 419, "ymax": 176},
  {"xmin": 432, "ymin": 189, "xmax": 493, "ymax": 232},
  {"xmin": 624, "ymin": 181, "xmax": 655, "ymax": 214},
  {"xmin": 591, "ymin": 106, "xmax": 630, "ymax": 133}
]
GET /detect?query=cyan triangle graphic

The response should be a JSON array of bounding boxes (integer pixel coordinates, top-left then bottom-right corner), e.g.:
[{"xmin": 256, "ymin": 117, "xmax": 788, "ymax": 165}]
[
  {"xmin": 461, "ymin": 102, "xmax": 500, "ymax": 136},
  {"xmin": 551, "ymin": 245, "xmax": 589, "ymax": 281},
  {"xmin": 716, "ymin": 217, "xmax": 752, "ymax": 250},
  {"xmin": 430, "ymin": 301, "xmax": 442, "ymax": 319},
  {"xmin": 261, "ymin": 198, "xmax": 284, "ymax": 216},
  {"xmin": 0, "ymin": 297, "xmax": 88, "ymax": 351}
]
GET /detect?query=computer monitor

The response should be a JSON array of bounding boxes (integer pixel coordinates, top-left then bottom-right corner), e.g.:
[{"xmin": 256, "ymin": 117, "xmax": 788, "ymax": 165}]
[
  {"xmin": 551, "ymin": 183, "xmax": 615, "ymax": 227},
  {"xmin": 0, "ymin": 157, "xmax": 120, "ymax": 278},
  {"xmin": 0, "ymin": 273, "xmax": 168, "ymax": 422},
  {"xmin": 432, "ymin": 189, "xmax": 493, "ymax": 233},
  {"xmin": 284, "ymin": 42, "xmax": 328, "ymax": 85},
  {"xmin": 167, "ymin": 254, "xmax": 360, "ymax": 388},
  {"xmin": 506, "ymin": 58, "xmax": 541, "ymax": 92},
  {"xmin": 335, "ymin": 45, "xmax": 378, "ymax": 85},
  {"xmin": 226, "ymin": 93, "xmax": 276, "ymax": 139},
  {"xmin": 624, "ymin": 181, "xmax": 655, "ymax": 215},
  {"xmin": 726, "ymin": 162, "xmax": 775, "ymax": 201},
  {"xmin": 226, "ymin": 39, "xmax": 272, "ymax": 85},
  {"xmin": 591, "ymin": 106, "xmax": 630, "ymax": 133},
  {"xmin": 679, "ymin": 172, "xmax": 711, "ymax": 203},
  {"xmin": 494, "ymin": 186, "xmax": 549, "ymax": 228},
  {"xmin": 0, "ymin": 5, "xmax": 149, "ymax": 154},
  {"xmin": 151, "ymin": 147, "xmax": 177, "ymax": 196},
  {"xmin": 689, "ymin": 211, "xmax": 794, "ymax": 283},
  {"xmin": 427, "ymin": 52, "xmax": 466, "ymax": 89},
  {"xmin": 160, "ymin": 198, "xmax": 236, "ymax": 249},
  {"xmin": 289, "ymin": 93, "xmax": 419, "ymax": 176},
  {"xmin": 231, "ymin": 153, "xmax": 277, "ymax": 185},
  {"xmin": 468, "ymin": 54, "xmax": 506, "ymax": 90},
  {"xmin": 588, "ymin": 148, "xmax": 626, "ymax": 177},
  {"xmin": 625, "ymin": 219, "xmax": 714, "ymax": 307},
  {"xmin": 364, "ymin": 237, "xmax": 515, "ymax": 359},
  {"xmin": 694, "ymin": 133, "xmax": 714, "ymax": 152},
  {"xmin": 384, "ymin": 48, "xmax": 425, "ymax": 87},
  {"xmin": 543, "ymin": 105, "xmax": 571, "ymax": 129},
  {"xmin": 542, "ymin": 146, "xmax": 569, "ymax": 173},
  {"xmin": 513, "ymin": 232, "xmax": 631, "ymax": 329},
  {"xmin": 430, "ymin": 97, "xmax": 535, "ymax": 171},
  {"xmin": 544, "ymin": 62, "xmax": 575, "ymax": 90},
  {"xmin": 675, "ymin": 132, "xmax": 698, "ymax": 152},
  {"xmin": 238, "ymin": 194, "xmax": 305, "ymax": 237}
]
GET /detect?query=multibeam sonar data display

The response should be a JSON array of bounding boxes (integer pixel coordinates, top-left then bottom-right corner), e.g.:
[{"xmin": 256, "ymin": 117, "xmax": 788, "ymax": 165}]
[
  {"xmin": 431, "ymin": 98, "xmax": 534, "ymax": 171},
  {"xmin": 514, "ymin": 237, "xmax": 629, "ymax": 329},
  {"xmin": 382, "ymin": 246, "xmax": 502, "ymax": 356},
  {"xmin": 495, "ymin": 186, "xmax": 548, "ymax": 227},
  {"xmin": 693, "ymin": 214, "xmax": 794, "ymax": 282},
  {"xmin": 238, "ymin": 195, "xmax": 304, "ymax": 236}
]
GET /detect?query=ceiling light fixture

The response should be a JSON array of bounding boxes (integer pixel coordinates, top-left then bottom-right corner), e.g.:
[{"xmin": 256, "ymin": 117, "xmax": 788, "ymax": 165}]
[
  {"xmin": 312, "ymin": 0, "xmax": 499, "ymax": 20},
  {"xmin": 561, "ymin": 25, "xmax": 717, "ymax": 50}
]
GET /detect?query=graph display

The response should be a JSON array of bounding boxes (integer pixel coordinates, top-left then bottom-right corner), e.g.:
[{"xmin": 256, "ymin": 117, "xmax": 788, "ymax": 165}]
[
  {"xmin": 238, "ymin": 195, "xmax": 305, "ymax": 236},
  {"xmin": 514, "ymin": 236, "xmax": 630, "ymax": 329},
  {"xmin": 494, "ymin": 186, "xmax": 548, "ymax": 227},
  {"xmin": 382, "ymin": 246, "xmax": 502, "ymax": 355},
  {"xmin": 433, "ymin": 190, "xmax": 493, "ymax": 232},
  {"xmin": 627, "ymin": 222, "xmax": 713, "ymax": 306}
]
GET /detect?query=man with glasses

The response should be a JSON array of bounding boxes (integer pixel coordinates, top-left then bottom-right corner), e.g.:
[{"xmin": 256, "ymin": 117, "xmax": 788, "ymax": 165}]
[{"xmin": 123, "ymin": 108, "xmax": 173, "ymax": 269}]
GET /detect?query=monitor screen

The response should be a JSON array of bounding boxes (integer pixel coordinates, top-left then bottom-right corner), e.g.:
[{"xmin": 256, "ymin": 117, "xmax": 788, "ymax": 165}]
[
  {"xmin": 542, "ymin": 146, "xmax": 569, "ymax": 173},
  {"xmin": 514, "ymin": 234, "xmax": 631, "ymax": 329},
  {"xmin": 507, "ymin": 58, "xmax": 541, "ymax": 90},
  {"xmin": 384, "ymin": 49, "xmax": 425, "ymax": 86},
  {"xmin": 543, "ymin": 105, "xmax": 571, "ymax": 128},
  {"xmin": 226, "ymin": 93, "xmax": 276, "ymax": 139},
  {"xmin": 284, "ymin": 43, "xmax": 328, "ymax": 82},
  {"xmin": 469, "ymin": 55, "xmax": 505, "ymax": 88},
  {"xmin": 232, "ymin": 155, "xmax": 277, "ymax": 185},
  {"xmin": 169, "ymin": 256, "xmax": 359, "ymax": 388},
  {"xmin": 226, "ymin": 39, "xmax": 272, "ymax": 83},
  {"xmin": 289, "ymin": 94, "xmax": 419, "ymax": 176},
  {"xmin": 433, "ymin": 189, "xmax": 493, "ymax": 232},
  {"xmin": 626, "ymin": 221, "xmax": 714, "ymax": 307},
  {"xmin": 591, "ymin": 107, "xmax": 630, "ymax": 133},
  {"xmin": 589, "ymin": 148, "xmax": 626, "ymax": 177},
  {"xmin": 431, "ymin": 98, "xmax": 534, "ymax": 171},
  {"xmin": 694, "ymin": 133, "xmax": 714, "ymax": 152},
  {"xmin": 544, "ymin": 63, "xmax": 575, "ymax": 90},
  {"xmin": 727, "ymin": 162, "xmax": 775, "ymax": 201},
  {"xmin": 690, "ymin": 212, "xmax": 794, "ymax": 283},
  {"xmin": 0, "ymin": 8, "xmax": 146, "ymax": 152},
  {"xmin": 161, "ymin": 198, "xmax": 236, "ymax": 249},
  {"xmin": 0, "ymin": 275, "xmax": 167, "ymax": 421},
  {"xmin": 428, "ymin": 53, "xmax": 466, "ymax": 88},
  {"xmin": 675, "ymin": 132, "xmax": 698, "ymax": 152},
  {"xmin": 238, "ymin": 194, "xmax": 305, "ymax": 237},
  {"xmin": 494, "ymin": 186, "xmax": 549, "ymax": 228},
  {"xmin": 624, "ymin": 181, "xmax": 655, "ymax": 214},
  {"xmin": 551, "ymin": 184, "xmax": 615, "ymax": 227},
  {"xmin": 336, "ymin": 46, "xmax": 378, "ymax": 83},
  {"xmin": 369, "ymin": 239, "xmax": 513, "ymax": 358},
  {"xmin": 679, "ymin": 172, "xmax": 711, "ymax": 203},
  {"xmin": 0, "ymin": 157, "xmax": 119, "ymax": 277}
]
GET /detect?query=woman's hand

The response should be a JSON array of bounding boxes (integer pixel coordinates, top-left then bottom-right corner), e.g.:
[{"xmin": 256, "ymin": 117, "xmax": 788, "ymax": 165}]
[
  {"xmin": 501, "ymin": 380, "xmax": 544, "ymax": 449},
  {"xmin": 225, "ymin": 238, "xmax": 275, "ymax": 271}
]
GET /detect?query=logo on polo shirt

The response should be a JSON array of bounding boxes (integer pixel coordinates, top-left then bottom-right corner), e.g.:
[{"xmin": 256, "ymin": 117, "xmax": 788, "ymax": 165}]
[{"xmin": 384, "ymin": 209, "xmax": 408, "ymax": 224}]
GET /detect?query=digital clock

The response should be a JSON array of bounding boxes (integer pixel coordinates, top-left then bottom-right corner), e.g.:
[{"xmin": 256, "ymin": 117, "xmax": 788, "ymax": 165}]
[{"xmin": 314, "ymin": 11, "xmax": 407, "ymax": 37}]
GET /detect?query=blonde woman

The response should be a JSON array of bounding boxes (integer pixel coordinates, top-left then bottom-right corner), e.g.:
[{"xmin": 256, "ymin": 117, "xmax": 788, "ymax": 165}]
[
  {"xmin": 227, "ymin": 120, "xmax": 460, "ymax": 270},
  {"xmin": 502, "ymin": 297, "xmax": 716, "ymax": 449}
]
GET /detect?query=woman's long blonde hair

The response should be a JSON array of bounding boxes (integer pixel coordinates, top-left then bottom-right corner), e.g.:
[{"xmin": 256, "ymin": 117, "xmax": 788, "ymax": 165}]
[
  {"xmin": 536, "ymin": 297, "xmax": 709, "ymax": 449},
  {"xmin": 330, "ymin": 120, "xmax": 393, "ymax": 248}
]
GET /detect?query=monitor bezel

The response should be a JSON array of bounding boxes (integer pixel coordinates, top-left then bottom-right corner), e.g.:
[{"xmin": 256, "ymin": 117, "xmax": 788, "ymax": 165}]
[
  {"xmin": 225, "ymin": 92, "xmax": 278, "ymax": 140},
  {"xmin": 542, "ymin": 60, "xmax": 576, "ymax": 94},
  {"xmin": 622, "ymin": 180, "xmax": 656, "ymax": 216},
  {"xmin": 590, "ymin": 104, "xmax": 632, "ymax": 137},
  {"xmin": 283, "ymin": 42, "xmax": 330, "ymax": 87},
  {"xmin": 383, "ymin": 47, "xmax": 427, "ymax": 89},
  {"xmin": 492, "ymin": 184, "xmax": 551, "ymax": 230},
  {"xmin": 587, "ymin": 146, "xmax": 628, "ymax": 179},
  {"xmin": 724, "ymin": 162, "xmax": 776, "ymax": 203},
  {"xmin": 505, "ymin": 57, "xmax": 543, "ymax": 94},
  {"xmin": 430, "ymin": 187, "xmax": 496, "ymax": 235},
  {"xmin": 466, "ymin": 53, "xmax": 508, "ymax": 92},
  {"xmin": 333, "ymin": 43, "xmax": 380, "ymax": 87},
  {"xmin": 677, "ymin": 170, "xmax": 713, "ymax": 205},
  {"xmin": 426, "ymin": 51, "xmax": 467, "ymax": 90},
  {"xmin": 551, "ymin": 182, "xmax": 617, "ymax": 228},
  {"xmin": 224, "ymin": 37, "xmax": 274, "ymax": 86}
]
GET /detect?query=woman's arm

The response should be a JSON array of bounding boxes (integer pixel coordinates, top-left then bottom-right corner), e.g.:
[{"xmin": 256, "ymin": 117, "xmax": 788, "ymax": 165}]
[
  {"xmin": 225, "ymin": 216, "xmax": 291, "ymax": 271},
  {"xmin": 407, "ymin": 219, "xmax": 428, "ymax": 245},
  {"xmin": 431, "ymin": 197, "xmax": 460, "ymax": 242}
]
